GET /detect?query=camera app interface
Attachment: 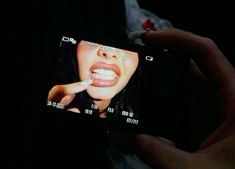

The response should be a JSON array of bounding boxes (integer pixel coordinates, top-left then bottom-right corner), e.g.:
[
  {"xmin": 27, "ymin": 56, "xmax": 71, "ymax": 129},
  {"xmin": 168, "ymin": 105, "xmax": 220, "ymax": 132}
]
[{"xmin": 47, "ymin": 36, "xmax": 142, "ymax": 126}]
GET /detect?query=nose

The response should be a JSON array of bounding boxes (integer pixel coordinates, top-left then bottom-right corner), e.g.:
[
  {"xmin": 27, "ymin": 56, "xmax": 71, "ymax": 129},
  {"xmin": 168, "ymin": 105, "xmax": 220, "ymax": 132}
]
[{"xmin": 97, "ymin": 46, "xmax": 117, "ymax": 59}]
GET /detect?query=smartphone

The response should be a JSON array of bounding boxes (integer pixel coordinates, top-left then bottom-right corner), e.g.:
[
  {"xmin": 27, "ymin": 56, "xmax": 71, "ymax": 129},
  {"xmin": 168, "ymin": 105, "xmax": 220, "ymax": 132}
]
[{"xmin": 46, "ymin": 32, "xmax": 189, "ymax": 136}]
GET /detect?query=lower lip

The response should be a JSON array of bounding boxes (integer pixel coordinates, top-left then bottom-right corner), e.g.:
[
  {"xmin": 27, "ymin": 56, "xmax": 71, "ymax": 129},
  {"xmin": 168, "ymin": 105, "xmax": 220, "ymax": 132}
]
[{"xmin": 90, "ymin": 73, "xmax": 119, "ymax": 87}]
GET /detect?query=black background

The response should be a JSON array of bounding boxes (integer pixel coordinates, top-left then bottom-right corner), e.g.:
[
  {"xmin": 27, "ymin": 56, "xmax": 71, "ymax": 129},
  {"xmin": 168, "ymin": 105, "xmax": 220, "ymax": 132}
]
[{"xmin": 3, "ymin": 0, "xmax": 235, "ymax": 168}]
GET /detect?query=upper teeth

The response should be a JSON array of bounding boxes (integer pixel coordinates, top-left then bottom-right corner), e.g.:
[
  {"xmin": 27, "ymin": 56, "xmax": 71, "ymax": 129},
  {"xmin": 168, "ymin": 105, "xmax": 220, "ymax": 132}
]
[{"xmin": 92, "ymin": 69, "xmax": 117, "ymax": 80}]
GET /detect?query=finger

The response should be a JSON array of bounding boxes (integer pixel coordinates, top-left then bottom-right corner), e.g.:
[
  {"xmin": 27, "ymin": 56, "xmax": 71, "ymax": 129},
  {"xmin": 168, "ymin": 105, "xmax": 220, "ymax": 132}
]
[
  {"xmin": 135, "ymin": 134, "xmax": 190, "ymax": 169},
  {"xmin": 67, "ymin": 107, "xmax": 80, "ymax": 113},
  {"xmin": 60, "ymin": 94, "xmax": 76, "ymax": 106},
  {"xmin": 48, "ymin": 79, "xmax": 93, "ymax": 102},
  {"xmin": 190, "ymin": 58, "xmax": 208, "ymax": 83},
  {"xmin": 135, "ymin": 134, "xmax": 231, "ymax": 169},
  {"xmin": 141, "ymin": 29, "xmax": 235, "ymax": 149},
  {"xmin": 141, "ymin": 29, "xmax": 235, "ymax": 89},
  {"xmin": 62, "ymin": 79, "xmax": 93, "ymax": 94}
]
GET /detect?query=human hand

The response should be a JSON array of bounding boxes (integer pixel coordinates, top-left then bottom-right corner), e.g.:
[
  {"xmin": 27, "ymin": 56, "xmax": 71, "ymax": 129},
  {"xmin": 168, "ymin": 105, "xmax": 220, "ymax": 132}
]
[
  {"xmin": 47, "ymin": 79, "xmax": 93, "ymax": 112},
  {"xmin": 134, "ymin": 29, "xmax": 235, "ymax": 169}
]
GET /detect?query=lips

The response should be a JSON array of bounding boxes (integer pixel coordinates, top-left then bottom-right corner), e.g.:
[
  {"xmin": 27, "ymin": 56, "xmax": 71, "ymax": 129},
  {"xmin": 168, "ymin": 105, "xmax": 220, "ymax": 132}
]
[{"xmin": 89, "ymin": 62, "xmax": 120, "ymax": 87}]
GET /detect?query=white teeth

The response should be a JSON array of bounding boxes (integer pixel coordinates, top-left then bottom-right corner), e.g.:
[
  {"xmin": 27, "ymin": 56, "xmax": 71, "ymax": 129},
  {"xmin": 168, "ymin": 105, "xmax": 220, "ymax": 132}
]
[
  {"xmin": 80, "ymin": 79, "xmax": 93, "ymax": 86},
  {"xmin": 92, "ymin": 69, "xmax": 116, "ymax": 80}
]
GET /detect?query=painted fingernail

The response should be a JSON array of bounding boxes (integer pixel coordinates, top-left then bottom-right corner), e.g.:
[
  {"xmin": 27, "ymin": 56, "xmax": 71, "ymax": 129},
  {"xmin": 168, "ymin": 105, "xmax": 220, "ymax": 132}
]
[{"xmin": 80, "ymin": 79, "xmax": 93, "ymax": 86}]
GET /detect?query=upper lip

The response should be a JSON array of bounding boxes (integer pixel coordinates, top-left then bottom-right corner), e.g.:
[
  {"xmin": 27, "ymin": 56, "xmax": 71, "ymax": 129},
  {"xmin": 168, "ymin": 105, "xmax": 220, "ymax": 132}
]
[{"xmin": 89, "ymin": 62, "xmax": 120, "ymax": 76}]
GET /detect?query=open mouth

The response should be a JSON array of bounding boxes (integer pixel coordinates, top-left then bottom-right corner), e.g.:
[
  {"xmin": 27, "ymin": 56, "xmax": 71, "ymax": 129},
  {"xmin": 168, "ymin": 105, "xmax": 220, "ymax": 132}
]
[{"xmin": 89, "ymin": 62, "xmax": 120, "ymax": 87}]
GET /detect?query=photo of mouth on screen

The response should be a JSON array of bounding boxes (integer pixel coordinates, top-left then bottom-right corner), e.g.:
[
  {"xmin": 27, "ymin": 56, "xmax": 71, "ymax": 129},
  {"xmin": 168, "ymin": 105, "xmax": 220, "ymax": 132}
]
[{"xmin": 47, "ymin": 35, "xmax": 144, "ymax": 127}]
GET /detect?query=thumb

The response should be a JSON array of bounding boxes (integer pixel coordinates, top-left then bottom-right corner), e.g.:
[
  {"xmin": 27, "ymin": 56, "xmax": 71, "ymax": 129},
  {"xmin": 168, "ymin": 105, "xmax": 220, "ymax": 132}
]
[{"xmin": 134, "ymin": 134, "xmax": 191, "ymax": 169}]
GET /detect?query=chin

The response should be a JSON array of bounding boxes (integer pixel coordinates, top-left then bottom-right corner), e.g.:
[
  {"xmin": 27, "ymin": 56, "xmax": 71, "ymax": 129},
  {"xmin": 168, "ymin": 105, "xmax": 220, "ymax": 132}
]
[{"xmin": 87, "ymin": 87, "xmax": 117, "ymax": 100}]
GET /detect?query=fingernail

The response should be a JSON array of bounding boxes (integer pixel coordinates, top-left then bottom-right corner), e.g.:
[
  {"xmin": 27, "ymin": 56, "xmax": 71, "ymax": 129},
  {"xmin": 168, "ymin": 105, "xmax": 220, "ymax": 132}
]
[
  {"xmin": 128, "ymin": 30, "xmax": 148, "ymax": 40},
  {"xmin": 157, "ymin": 136, "xmax": 175, "ymax": 147},
  {"xmin": 80, "ymin": 79, "xmax": 93, "ymax": 86}
]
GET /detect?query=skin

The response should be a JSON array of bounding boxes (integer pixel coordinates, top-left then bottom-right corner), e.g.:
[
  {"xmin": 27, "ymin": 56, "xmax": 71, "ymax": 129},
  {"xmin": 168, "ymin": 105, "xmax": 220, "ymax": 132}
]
[
  {"xmin": 134, "ymin": 28, "xmax": 235, "ymax": 169},
  {"xmin": 48, "ymin": 40, "xmax": 139, "ymax": 114}
]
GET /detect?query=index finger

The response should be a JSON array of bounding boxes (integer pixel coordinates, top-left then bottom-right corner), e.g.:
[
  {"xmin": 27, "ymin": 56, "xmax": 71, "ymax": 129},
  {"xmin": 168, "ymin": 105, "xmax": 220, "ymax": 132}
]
[{"xmin": 48, "ymin": 79, "xmax": 93, "ymax": 102}]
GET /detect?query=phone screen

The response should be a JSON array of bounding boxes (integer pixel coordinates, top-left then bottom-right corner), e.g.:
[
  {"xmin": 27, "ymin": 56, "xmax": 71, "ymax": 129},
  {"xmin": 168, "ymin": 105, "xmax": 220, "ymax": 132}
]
[{"xmin": 46, "ymin": 33, "xmax": 188, "ymax": 134}]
